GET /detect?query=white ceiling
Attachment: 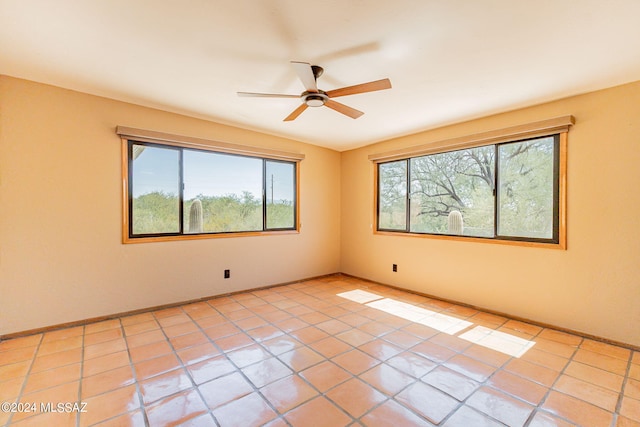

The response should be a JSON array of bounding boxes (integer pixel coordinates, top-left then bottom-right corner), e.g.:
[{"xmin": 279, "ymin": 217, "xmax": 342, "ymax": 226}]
[{"xmin": 2, "ymin": 1, "xmax": 640, "ymax": 151}]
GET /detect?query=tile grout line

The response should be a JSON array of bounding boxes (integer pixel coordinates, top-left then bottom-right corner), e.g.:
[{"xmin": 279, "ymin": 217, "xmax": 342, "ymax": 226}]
[
  {"xmin": 321, "ymin": 281, "xmax": 410, "ymax": 424},
  {"xmin": 52, "ymin": 322, "xmax": 135, "ymax": 425},
  {"xmin": 388, "ymin": 302, "xmax": 512, "ymax": 426},
  {"xmin": 121, "ymin": 318, "xmax": 151, "ymax": 427},
  {"xmin": 434, "ymin": 318, "xmax": 517, "ymax": 427},
  {"xmin": 268, "ymin": 282, "xmax": 362, "ymax": 425},
  {"xmin": 449, "ymin": 323, "xmax": 576, "ymax": 426},
  {"xmin": 523, "ymin": 335, "xmax": 583, "ymax": 427},
  {"xmin": 518, "ymin": 326, "xmax": 567, "ymax": 427},
  {"xmin": 95, "ymin": 280, "xmax": 408, "ymax": 421},
  {"xmin": 610, "ymin": 351, "xmax": 634, "ymax": 427},
  {"xmin": 271, "ymin": 279, "xmax": 406, "ymax": 424},
  {"xmin": 228, "ymin": 287, "xmax": 321, "ymax": 426},
  {"xmin": 316, "ymin": 281, "xmax": 451, "ymax": 425},
  {"xmin": 289, "ymin": 285, "xmax": 381, "ymax": 425},
  {"xmin": 270, "ymin": 281, "xmax": 370, "ymax": 423},
  {"xmin": 154, "ymin": 304, "xmax": 228, "ymax": 425},
  {"xmin": 186, "ymin": 299, "xmax": 277, "ymax": 426},
  {"xmin": 178, "ymin": 302, "xmax": 233, "ymax": 426},
  {"xmin": 388, "ymin": 308, "xmax": 583, "ymax": 426},
  {"xmin": 436, "ymin": 334, "xmax": 515, "ymax": 426},
  {"xmin": 337, "ymin": 281, "xmax": 482, "ymax": 426},
  {"xmin": 76, "ymin": 324, "xmax": 85, "ymax": 427},
  {"xmin": 5, "ymin": 333, "xmax": 44, "ymax": 426},
  {"xmin": 251, "ymin": 281, "xmax": 365, "ymax": 422},
  {"xmin": 202, "ymin": 292, "xmax": 301, "ymax": 425}
]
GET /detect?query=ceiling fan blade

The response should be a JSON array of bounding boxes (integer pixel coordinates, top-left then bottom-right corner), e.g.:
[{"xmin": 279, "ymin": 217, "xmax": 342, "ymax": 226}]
[
  {"xmin": 324, "ymin": 99, "xmax": 364, "ymax": 119},
  {"xmin": 325, "ymin": 78, "xmax": 392, "ymax": 98},
  {"xmin": 237, "ymin": 92, "xmax": 299, "ymax": 98},
  {"xmin": 291, "ymin": 61, "xmax": 318, "ymax": 92},
  {"xmin": 283, "ymin": 103, "xmax": 308, "ymax": 121}
]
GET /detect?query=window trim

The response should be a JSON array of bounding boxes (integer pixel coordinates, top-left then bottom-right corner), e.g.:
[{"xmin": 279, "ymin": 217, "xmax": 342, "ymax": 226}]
[
  {"xmin": 372, "ymin": 118, "xmax": 571, "ymax": 249},
  {"xmin": 369, "ymin": 115, "xmax": 573, "ymax": 162},
  {"xmin": 117, "ymin": 126, "xmax": 305, "ymax": 162},
  {"xmin": 119, "ymin": 128, "xmax": 302, "ymax": 244}
]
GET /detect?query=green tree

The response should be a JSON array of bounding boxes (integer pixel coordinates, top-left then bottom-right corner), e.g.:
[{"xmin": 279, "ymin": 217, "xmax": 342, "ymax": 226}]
[
  {"xmin": 409, "ymin": 146, "xmax": 494, "ymax": 236},
  {"xmin": 378, "ymin": 136, "xmax": 556, "ymax": 238},
  {"xmin": 378, "ymin": 160, "xmax": 407, "ymax": 229},
  {"xmin": 190, "ymin": 192, "xmax": 262, "ymax": 232},
  {"xmin": 497, "ymin": 138, "xmax": 554, "ymax": 238},
  {"xmin": 132, "ymin": 191, "xmax": 180, "ymax": 234}
]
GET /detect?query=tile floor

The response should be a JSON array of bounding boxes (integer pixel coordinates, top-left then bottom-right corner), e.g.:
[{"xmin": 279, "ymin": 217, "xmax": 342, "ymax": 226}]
[{"xmin": 1, "ymin": 275, "xmax": 639, "ymax": 427}]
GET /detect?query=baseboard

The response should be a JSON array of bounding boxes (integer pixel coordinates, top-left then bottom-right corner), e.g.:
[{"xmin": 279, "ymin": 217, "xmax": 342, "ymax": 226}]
[
  {"xmin": 340, "ymin": 273, "xmax": 640, "ymax": 352},
  {"xmin": 0, "ymin": 273, "xmax": 341, "ymax": 341},
  {"xmin": 2, "ymin": 271, "xmax": 638, "ymax": 353}
]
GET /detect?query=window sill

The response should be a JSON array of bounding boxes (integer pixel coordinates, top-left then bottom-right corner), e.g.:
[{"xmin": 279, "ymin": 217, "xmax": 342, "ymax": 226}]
[
  {"xmin": 123, "ymin": 229, "xmax": 300, "ymax": 244},
  {"xmin": 373, "ymin": 230, "xmax": 566, "ymax": 250}
]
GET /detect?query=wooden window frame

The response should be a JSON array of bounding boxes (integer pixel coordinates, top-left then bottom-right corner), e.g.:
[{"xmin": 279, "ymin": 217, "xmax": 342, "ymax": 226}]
[
  {"xmin": 118, "ymin": 127, "xmax": 303, "ymax": 244},
  {"xmin": 371, "ymin": 116, "xmax": 573, "ymax": 249}
]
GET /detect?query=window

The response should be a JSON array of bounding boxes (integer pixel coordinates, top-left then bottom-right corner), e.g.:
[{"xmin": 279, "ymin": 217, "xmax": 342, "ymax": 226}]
[
  {"xmin": 408, "ymin": 145, "xmax": 496, "ymax": 237},
  {"xmin": 181, "ymin": 148, "xmax": 264, "ymax": 233},
  {"xmin": 119, "ymin": 127, "xmax": 302, "ymax": 242},
  {"xmin": 376, "ymin": 131, "xmax": 566, "ymax": 247},
  {"xmin": 378, "ymin": 159, "xmax": 407, "ymax": 231}
]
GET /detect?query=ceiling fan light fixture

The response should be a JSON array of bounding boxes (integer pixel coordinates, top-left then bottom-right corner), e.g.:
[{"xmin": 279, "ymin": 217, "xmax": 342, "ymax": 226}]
[{"xmin": 305, "ymin": 95, "xmax": 325, "ymax": 107}]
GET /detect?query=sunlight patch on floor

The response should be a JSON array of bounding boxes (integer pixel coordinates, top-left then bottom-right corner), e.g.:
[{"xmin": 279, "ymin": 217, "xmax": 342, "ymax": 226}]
[
  {"xmin": 366, "ymin": 298, "xmax": 473, "ymax": 335},
  {"xmin": 337, "ymin": 289, "xmax": 536, "ymax": 357},
  {"xmin": 336, "ymin": 289, "xmax": 384, "ymax": 304},
  {"xmin": 459, "ymin": 325, "xmax": 536, "ymax": 357}
]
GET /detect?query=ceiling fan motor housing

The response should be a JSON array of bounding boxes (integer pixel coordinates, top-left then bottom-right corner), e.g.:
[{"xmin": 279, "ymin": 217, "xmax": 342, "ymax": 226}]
[{"xmin": 311, "ymin": 65, "xmax": 324, "ymax": 79}]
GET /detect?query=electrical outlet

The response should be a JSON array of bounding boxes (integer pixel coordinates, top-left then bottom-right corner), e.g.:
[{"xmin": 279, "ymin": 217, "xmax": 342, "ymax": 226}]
[
  {"xmin": 392, "ymin": 264, "xmax": 397, "ymax": 272},
  {"xmin": 224, "ymin": 269, "xmax": 230, "ymax": 279}
]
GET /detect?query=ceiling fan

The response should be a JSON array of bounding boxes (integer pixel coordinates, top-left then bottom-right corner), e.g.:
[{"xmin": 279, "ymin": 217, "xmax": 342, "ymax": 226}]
[{"xmin": 237, "ymin": 61, "xmax": 392, "ymax": 121}]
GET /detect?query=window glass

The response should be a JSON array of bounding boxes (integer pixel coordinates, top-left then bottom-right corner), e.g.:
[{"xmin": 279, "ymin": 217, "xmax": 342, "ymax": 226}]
[
  {"xmin": 131, "ymin": 144, "xmax": 180, "ymax": 235},
  {"xmin": 265, "ymin": 160, "xmax": 296, "ymax": 229},
  {"xmin": 409, "ymin": 146, "xmax": 494, "ymax": 237},
  {"xmin": 376, "ymin": 135, "xmax": 560, "ymax": 244},
  {"xmin": 126, "ymin": 140, "xmax": 298, "ymax": 240},
  {"xmin": 497, "ymin": 137, "xmax": 556, "ymax": 239},
  {"xmin": 183, "ymin": 150, "xmax": 263, "ymax": 233},
  {"xmin": 378, "ymin": 160, "xmax": 408, "ymax": 230}
]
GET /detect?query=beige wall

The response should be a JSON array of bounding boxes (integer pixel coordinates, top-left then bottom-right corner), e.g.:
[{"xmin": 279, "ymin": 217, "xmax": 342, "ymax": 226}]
[
  {"xmin": 2, "ymin": 75, "xmax": 639, "ymax": 347},
  {"xmin": 0, "ymin": 76, "xmax": 341, "ymax": 335},
  {"xmin": 341, "ymin": 80, "xmax": 640, "ymax": 347}
]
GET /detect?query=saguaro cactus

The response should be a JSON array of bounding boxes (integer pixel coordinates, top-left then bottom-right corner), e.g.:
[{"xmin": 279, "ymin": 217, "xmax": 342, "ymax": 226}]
[
  {"xmin": 448, "ymin": 210, "xmax": 464, "ymax": 235},
  {"xmin": 189, "ymin": 199, "xmax": 203, "ymax": 233}
]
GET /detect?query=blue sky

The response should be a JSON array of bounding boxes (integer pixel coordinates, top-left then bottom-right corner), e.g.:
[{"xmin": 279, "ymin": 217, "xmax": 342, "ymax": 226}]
[{"xmin": 132, "ymin": 145, "xmax": 294, "ymax": 202}]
